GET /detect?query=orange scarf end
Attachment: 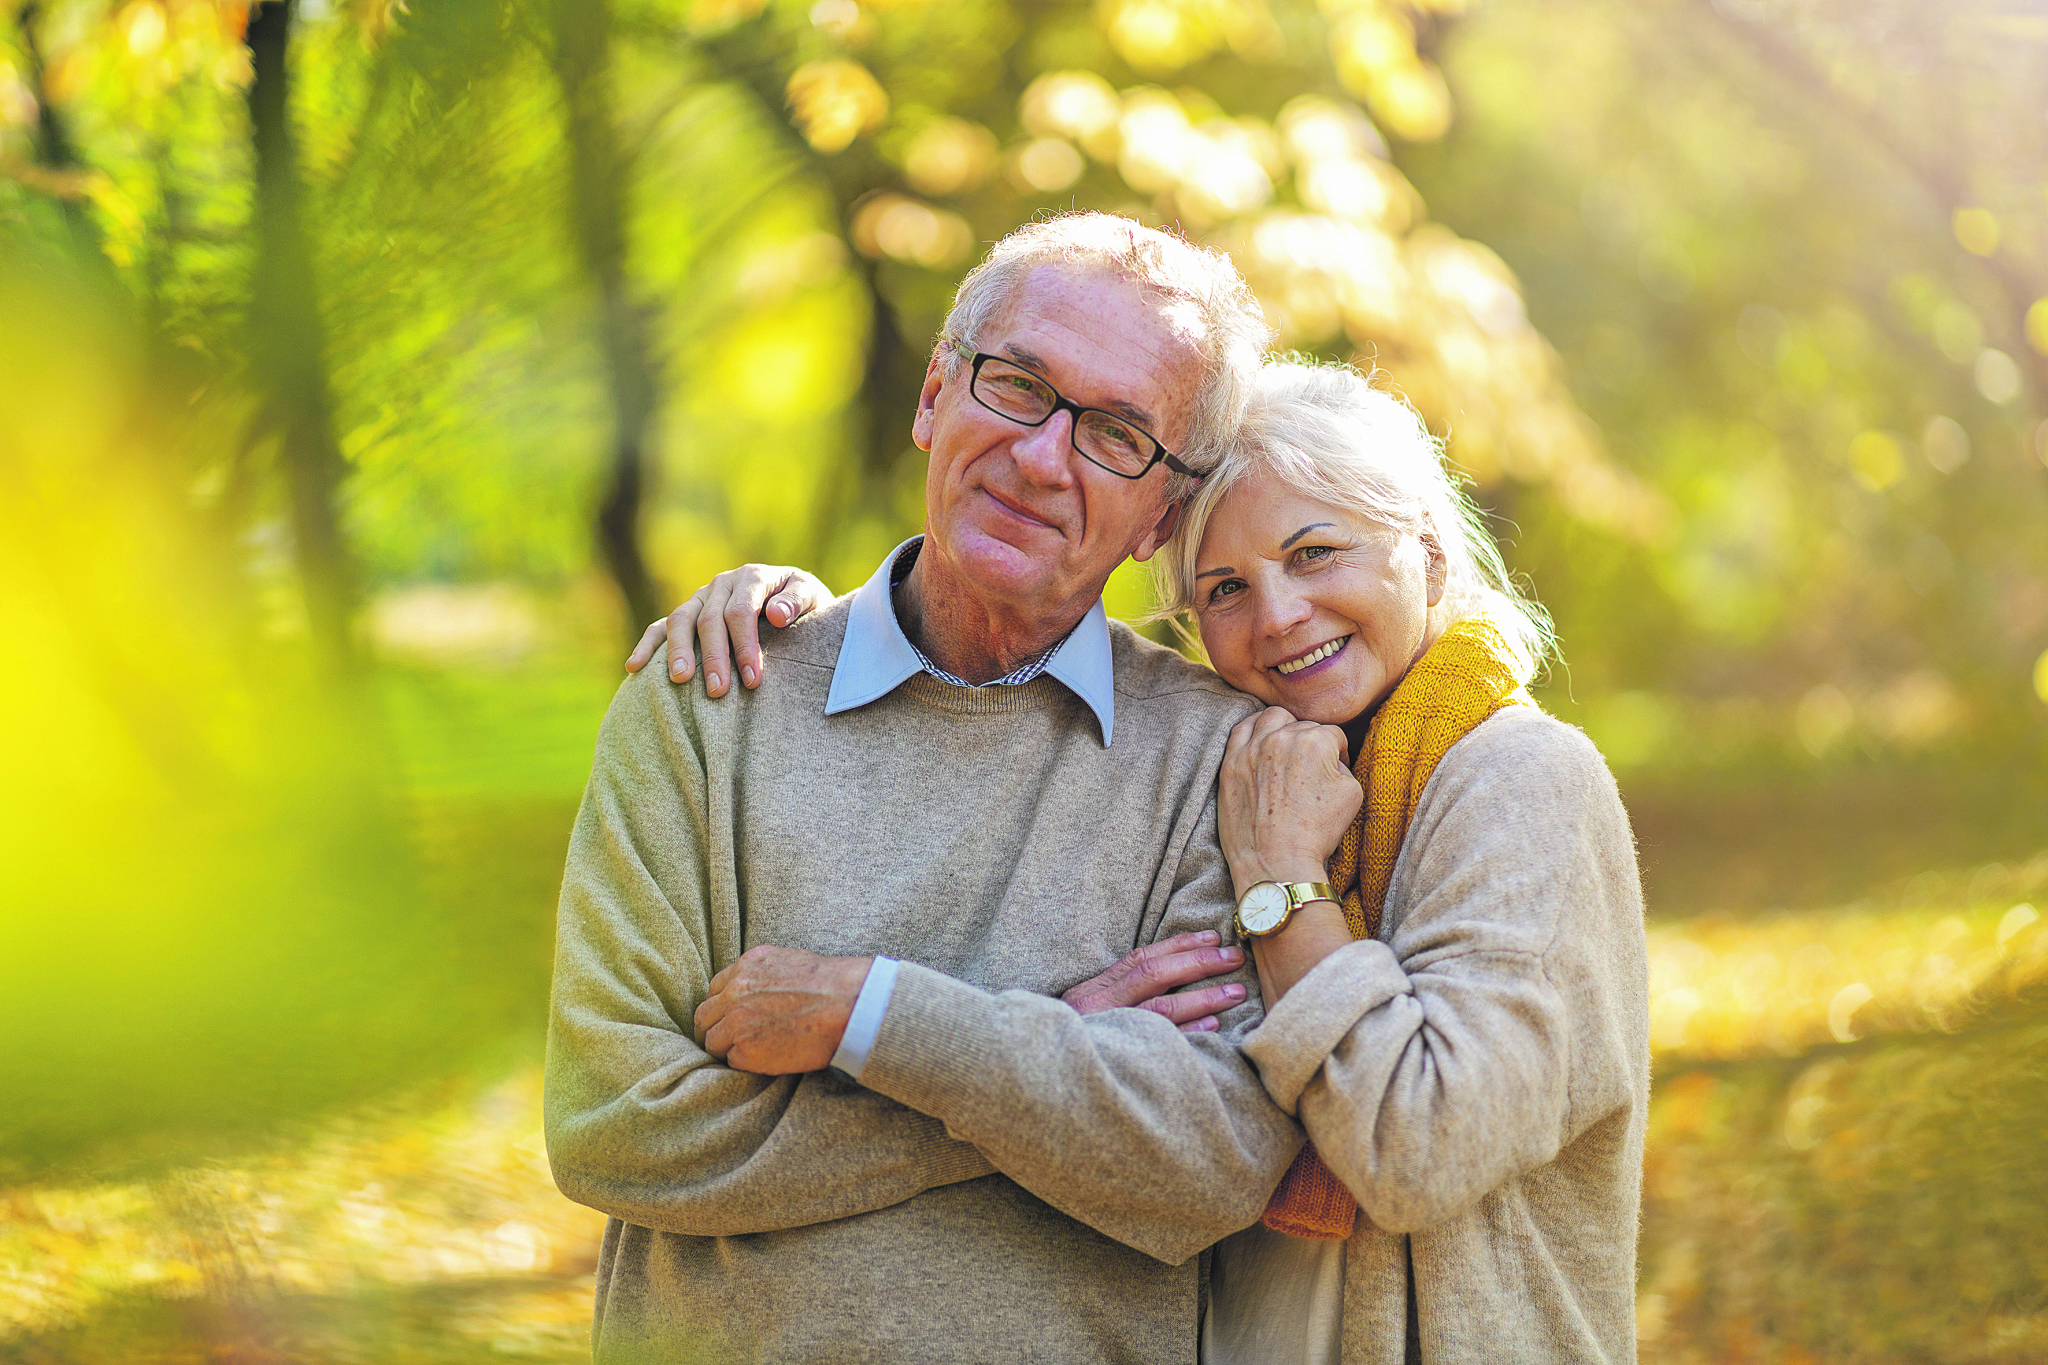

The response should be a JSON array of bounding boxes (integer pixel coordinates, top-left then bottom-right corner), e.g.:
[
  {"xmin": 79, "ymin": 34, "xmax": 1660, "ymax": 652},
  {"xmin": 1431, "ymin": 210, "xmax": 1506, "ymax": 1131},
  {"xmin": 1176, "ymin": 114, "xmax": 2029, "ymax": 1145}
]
[{"xmin": 1260, "ymin": 1144, "xmax": 1357, "ymax": 1240}]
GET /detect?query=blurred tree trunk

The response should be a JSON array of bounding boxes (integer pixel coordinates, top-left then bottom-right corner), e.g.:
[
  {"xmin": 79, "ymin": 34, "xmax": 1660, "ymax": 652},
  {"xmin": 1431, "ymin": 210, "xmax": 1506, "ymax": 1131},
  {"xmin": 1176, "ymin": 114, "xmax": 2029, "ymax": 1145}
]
[
  {"xmin": 845, "ymin": 250, "xmax": 929, "ymax": 537},
  {"xmin": 17, "ymin": 3, "xmax": 108, "ymax": 268},
  {"xmin": 245, "ymin": 0, "xmax": 361, "ymax": 680},
  {"xmin": 547, "ymin": 0, "xmax": 662, "ymax": 639},
  {"xmin": 695, "ymin": 29, "xmax": 930, "ymax": 567}
]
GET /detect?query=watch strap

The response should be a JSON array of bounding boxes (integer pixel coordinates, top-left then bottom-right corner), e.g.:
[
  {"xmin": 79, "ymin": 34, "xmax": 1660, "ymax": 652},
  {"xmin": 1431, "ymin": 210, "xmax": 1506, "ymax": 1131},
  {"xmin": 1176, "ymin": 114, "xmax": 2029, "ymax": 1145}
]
[{"xmin": 1283, "ymin": 880, "xmax": 1338, "ymax": 910}]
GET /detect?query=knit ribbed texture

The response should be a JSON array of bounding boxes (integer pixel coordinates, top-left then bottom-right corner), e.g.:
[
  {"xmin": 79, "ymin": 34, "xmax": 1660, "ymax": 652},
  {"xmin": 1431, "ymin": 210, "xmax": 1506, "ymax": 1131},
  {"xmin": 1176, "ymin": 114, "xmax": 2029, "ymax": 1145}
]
[
  {"xmin": 545, "ymin": 595, "xmax": 1302, "ymax": 1363},
  {"xmin": 1260, "ymin": 616, "xmax": 1533, "ymax": 1241}
]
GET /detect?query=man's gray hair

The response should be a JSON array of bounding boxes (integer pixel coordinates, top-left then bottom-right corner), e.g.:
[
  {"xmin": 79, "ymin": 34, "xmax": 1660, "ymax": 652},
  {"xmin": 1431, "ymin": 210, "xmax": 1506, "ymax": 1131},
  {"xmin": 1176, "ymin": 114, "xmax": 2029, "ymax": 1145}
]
[
  {"xmin": 1159, "ymin": 359, "xmax": 1556, "ymax": 681},
  {"xmin": 939, "ymin": 212, "xmax": 1272, "ymax": 501}
]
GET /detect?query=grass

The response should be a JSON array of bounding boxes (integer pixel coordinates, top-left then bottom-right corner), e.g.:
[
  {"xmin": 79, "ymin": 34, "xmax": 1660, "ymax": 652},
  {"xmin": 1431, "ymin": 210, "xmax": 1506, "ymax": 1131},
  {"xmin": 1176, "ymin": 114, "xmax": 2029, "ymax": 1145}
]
[
  {"xmin": 0, "ymin": 1067, "xmax": 604, "ymax": 1364},
  {"xmin": 1647, "ymin": 857, "xmax": 2048, "ymax": 1066}
]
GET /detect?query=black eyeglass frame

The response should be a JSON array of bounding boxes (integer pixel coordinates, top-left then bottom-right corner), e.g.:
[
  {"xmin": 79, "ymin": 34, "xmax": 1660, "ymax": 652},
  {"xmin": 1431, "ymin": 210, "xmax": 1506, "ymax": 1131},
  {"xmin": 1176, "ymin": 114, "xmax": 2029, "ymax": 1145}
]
[{"xmin": 961, "ymin": 349, "xmax": 1199, "ymax": 481}]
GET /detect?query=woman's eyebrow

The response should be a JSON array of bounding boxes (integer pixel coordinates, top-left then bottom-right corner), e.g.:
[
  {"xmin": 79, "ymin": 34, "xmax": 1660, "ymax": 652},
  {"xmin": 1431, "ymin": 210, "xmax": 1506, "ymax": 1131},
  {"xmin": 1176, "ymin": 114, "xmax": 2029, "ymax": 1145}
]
[
  {"xmin": 1280, "ymin": 522, "xmax": 1336, "ymax": 550},
  {"xmin": 1195, "ymin": 565, "xmax": 1237, "ymax": 580}
]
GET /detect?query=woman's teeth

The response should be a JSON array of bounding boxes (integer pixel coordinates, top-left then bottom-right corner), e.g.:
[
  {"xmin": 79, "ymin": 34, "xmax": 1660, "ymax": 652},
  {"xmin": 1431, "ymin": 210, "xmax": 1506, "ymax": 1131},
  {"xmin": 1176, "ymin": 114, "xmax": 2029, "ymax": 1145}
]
[{"xmin": 1276, "ymin": 636, "xmax": 1350, "ymax": 675}]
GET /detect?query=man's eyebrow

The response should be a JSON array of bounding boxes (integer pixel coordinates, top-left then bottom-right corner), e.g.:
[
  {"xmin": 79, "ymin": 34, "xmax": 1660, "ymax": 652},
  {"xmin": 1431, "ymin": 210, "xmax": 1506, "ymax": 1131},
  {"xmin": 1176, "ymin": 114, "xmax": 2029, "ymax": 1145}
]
[
  {"xmin": 996, "ymin": 342, "xmax": 1162, "ymax": 432},
  {"xmin": 1195, "ymin": 565, "xmax": 1236, "ymax": 580},
  {"xmin": 1280, "ymin": 522, "xmax": 1336, "ymax": 550}
]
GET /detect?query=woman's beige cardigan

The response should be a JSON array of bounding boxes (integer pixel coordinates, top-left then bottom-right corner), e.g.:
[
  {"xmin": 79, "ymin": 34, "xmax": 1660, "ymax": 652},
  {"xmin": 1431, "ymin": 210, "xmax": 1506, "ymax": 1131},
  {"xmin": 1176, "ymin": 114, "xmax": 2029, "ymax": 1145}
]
[{"xmin": 1240, "ymin": 707, "xmax": 1650, "ymax": 1364}]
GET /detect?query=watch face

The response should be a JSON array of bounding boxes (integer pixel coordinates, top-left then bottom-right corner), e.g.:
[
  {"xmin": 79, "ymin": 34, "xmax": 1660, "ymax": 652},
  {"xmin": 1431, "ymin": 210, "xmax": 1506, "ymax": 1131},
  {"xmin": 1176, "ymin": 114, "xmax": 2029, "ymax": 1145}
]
[{"xmin": 1238, "ymin": 882, "xmax": 1292, "ymax": 935}]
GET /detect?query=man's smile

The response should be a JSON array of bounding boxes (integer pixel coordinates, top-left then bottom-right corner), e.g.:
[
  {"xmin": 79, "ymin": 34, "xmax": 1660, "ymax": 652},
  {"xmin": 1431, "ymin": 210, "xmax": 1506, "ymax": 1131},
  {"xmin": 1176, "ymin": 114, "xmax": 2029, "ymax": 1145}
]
[{"xmin": 978, "ymin": 484, "xmax": 1064, "ymax": 534}]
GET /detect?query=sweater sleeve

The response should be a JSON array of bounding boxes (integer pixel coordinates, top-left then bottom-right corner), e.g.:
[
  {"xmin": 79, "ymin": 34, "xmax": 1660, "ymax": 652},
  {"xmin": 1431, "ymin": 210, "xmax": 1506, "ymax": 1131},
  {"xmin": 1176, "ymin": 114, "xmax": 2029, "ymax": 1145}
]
[
  {"xmin": 855, "ymin": 784, "xmax": 1307, "ymax": 1267},
  {"xmin": 542, "ymin": 670, "xmax": 995, "ymax": 1237},
  {"xmin": 1239, "ymin": 711, "xmax": 1646, "ymax": 1234}
]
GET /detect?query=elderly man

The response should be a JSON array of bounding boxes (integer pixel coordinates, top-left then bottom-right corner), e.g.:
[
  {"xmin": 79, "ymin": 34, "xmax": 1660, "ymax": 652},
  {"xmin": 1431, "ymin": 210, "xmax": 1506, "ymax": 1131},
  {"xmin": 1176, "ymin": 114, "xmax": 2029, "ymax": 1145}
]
[{"xmin": 545, "ymin": 214, "xmax": 1300, "ymax": 1363}]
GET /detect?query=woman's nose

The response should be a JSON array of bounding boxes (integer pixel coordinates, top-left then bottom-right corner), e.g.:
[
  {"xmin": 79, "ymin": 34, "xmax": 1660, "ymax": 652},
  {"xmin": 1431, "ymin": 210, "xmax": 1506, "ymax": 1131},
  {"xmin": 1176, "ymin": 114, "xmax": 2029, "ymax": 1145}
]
[{"xmin": 1256, "ymin": 587, "xmax": 1314, "ymax": 638}]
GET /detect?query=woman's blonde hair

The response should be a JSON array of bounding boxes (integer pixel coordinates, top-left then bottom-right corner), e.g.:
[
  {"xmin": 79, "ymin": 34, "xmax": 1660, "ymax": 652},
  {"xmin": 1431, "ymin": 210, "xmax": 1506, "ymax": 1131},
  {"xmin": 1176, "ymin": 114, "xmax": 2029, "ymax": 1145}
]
[{"xmin": 1156, "ymin": 359, "xmax": 1555, "ymax": 682}]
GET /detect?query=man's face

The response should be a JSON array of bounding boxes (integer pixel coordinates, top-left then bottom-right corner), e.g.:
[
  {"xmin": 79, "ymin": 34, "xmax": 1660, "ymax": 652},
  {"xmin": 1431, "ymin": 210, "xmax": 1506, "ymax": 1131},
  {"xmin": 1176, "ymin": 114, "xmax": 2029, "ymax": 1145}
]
[{"xmin": 911, "ymin": 267, "xmax": 1204, "ymax": 621}]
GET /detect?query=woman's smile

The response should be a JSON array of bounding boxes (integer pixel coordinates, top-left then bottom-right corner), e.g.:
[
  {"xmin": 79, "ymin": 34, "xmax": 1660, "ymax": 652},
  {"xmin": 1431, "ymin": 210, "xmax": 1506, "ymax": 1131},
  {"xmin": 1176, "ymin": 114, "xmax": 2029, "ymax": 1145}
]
[{"xmin": 1272, "ymin": 635, "xmax": 1351, "ymax": 677}]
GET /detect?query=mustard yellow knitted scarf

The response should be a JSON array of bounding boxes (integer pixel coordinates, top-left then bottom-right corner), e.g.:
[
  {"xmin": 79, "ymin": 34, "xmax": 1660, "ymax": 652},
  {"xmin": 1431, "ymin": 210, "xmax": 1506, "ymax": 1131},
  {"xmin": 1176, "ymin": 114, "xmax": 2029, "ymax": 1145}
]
[{"xmin": 1260, "ymin": 614, "xmax": 1535, "ymax": 1240}]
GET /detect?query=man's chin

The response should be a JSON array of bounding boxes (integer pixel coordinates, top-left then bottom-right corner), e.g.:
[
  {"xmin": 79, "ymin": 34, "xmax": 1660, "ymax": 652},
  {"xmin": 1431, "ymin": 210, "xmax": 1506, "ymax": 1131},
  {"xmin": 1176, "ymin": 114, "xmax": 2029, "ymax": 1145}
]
[{"xmin": 936, "ymin": 527, "xmax": 1063, "ymax": 601}]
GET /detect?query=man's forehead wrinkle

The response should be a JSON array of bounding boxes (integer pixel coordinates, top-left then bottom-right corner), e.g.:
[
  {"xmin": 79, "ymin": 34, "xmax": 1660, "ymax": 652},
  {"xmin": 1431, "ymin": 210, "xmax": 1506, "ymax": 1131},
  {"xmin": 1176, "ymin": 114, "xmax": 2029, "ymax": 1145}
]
[
  {"xmin": 998, "ymin": 340, "xmax": 1050, "ymax": 370},
  {"xmin": 995, "ymin": 326, "xmax": 1168, "ymax": 432}
]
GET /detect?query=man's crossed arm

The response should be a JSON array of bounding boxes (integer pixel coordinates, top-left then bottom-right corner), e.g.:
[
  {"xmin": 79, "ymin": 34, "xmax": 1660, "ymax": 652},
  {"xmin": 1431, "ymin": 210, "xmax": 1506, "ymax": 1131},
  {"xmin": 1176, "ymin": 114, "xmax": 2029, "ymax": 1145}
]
[{"xmin": 543, "ymin": 673, "xmax": 1302, "ymax": 1265}]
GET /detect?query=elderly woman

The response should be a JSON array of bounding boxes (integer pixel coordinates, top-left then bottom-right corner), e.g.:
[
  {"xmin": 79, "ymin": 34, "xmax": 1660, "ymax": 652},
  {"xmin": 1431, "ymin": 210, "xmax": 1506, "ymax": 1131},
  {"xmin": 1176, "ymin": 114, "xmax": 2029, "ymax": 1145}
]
[{"xmin": 635, "ymin": 361, "xmax": 1649, "ymax": 1365}]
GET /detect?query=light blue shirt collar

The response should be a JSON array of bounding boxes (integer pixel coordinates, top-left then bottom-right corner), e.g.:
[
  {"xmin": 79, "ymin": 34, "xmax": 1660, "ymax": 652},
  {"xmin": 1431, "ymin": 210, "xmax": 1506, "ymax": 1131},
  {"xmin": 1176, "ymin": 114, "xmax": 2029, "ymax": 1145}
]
[{"xmin": 824, "ymin": 537, "xmax": 1118, "ymax": 746}]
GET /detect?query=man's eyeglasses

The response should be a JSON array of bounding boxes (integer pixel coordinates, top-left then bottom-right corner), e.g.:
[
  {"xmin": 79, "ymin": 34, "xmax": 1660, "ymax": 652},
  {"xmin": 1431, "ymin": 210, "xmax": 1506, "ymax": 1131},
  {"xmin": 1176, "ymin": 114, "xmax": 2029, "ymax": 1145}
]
[{"xmin": 961, "ymin": 350, "xmax": 1197, "ymax": 480}]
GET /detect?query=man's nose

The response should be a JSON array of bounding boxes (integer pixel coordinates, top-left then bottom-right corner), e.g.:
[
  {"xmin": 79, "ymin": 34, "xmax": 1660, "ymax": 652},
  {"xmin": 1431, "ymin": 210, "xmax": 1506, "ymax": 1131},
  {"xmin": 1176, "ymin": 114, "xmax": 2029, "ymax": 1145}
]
[{"xmin": 1010, "ymin": 409, "xmax": 1079, "ymax": 486}]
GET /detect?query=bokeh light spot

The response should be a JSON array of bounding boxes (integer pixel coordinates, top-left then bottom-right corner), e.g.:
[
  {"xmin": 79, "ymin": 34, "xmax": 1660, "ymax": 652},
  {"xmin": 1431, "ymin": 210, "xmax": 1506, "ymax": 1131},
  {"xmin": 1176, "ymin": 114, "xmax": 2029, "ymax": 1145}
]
[
  {"xmin": 1973, "ymin": 348, "xmax": 2021, "ymax": 404},
  {"xmin": 850, "ymin": 192, "xmax": 974, "ymax": 269},
  {"xmin": 1827, "ymin": 981, "xmax": 1874, "ymax": 1042},
  {"xmin": 1952, "ymin": 207, "xmax": 1999, "ymax": 257},
  {"xmin": 1848, "ymin": 430, "xmax": 1904, "ymax": 492},
  {"xmin": 1012, "ymin": 137, "xmax": 1085, "ymax": 193},
  {"xmin": 902, "ymin": 117, "xmax": 999, "ymax": 196},
  {"xmin": 1796, "ymin": 684, "xmax": 1855, "ymax": 756},
  {"xmin": 786, "ymin": 60, "xmax": 889, "ymax": 155},
  {"xmin": 1920, "ymin": 415, "xmax": 1969, "ymax": 473},
  {"xmin": 1020, "ymin": 70, "xmax": 1122, "ymax": 155},
  {"xmin": 2026, "ymin": 298, "xmax": 2048, "ymax": 356},
  {"xmin": 1932, "ymin": 301, "xmax": 1982, "ymax": 364}
]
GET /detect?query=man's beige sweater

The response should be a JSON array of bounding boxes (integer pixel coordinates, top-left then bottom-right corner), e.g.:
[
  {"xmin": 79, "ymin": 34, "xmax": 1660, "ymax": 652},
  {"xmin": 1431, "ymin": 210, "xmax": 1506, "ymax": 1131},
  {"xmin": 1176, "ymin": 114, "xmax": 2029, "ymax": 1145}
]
[{"xmin": 544, "ymin": 597, "xmax": 1303, "ymax": 1364}]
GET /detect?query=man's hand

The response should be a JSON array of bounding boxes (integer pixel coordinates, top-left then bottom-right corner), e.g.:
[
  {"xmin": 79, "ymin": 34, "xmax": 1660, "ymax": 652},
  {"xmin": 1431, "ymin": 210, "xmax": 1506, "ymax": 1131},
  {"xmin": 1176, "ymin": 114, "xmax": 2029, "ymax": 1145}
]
[
  {"xmin": 1061, "ymin": 931, "xmax": 1247, "ymax": 1033},
  {"xmin": 695, "ymin": 945, "xmax": 873, "ymax": 1074}
]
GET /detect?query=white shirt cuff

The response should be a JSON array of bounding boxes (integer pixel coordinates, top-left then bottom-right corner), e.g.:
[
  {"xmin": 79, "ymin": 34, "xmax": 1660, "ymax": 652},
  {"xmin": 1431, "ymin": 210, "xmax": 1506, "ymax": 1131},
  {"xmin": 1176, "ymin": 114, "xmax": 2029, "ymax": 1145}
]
[{"xmin": 829, "ymin": 956, "xmax": 899, "ymax": 1082}]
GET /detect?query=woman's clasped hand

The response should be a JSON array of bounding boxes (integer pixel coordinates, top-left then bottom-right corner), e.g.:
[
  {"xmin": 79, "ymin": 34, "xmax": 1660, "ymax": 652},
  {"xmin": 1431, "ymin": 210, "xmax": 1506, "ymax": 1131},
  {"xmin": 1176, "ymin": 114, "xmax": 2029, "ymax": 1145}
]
[{"xmin": 1217, "ymin": 708, "xmax": 1361, "ymax": 901}]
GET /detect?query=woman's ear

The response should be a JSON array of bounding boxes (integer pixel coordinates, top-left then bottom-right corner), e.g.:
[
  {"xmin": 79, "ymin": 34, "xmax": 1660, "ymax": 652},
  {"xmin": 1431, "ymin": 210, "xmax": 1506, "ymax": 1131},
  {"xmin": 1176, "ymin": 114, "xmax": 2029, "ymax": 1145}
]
[{"xmin": 1421, "ymin": 532, "xmax": 1448, "ymax": 607}]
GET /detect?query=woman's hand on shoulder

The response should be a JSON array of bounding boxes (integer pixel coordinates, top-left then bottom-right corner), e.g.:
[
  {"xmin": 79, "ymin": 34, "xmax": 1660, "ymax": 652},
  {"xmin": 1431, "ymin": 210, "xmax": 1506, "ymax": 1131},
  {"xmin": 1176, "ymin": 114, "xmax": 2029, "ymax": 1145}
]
[
  {"xmin": 1219, "ymin": 707, "xmax": 1364, "ymax": 892},
  {"xmin": 624, "ymin": 565, "xmax": 833, "ymax": 695}
]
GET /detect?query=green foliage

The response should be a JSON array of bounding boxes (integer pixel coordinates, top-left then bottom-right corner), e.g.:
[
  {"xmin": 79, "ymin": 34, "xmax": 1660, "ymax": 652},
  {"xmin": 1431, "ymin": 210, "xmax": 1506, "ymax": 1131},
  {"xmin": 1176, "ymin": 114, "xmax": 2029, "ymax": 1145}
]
[{"xmin": 1415, "ymin": 0, "xmax": 2048, "ymax": 767}]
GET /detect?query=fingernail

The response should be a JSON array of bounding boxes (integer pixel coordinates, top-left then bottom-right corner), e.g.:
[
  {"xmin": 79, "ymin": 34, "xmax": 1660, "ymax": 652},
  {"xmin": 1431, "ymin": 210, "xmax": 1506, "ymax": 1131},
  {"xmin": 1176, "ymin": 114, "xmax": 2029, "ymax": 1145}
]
[
  {"xmin": 1197, "ymin": 931, "xmax": 1220, "ymax": 946},
  {"xmin": 1221, "ymin": 946, "xmax": 1243, "ymax": 963},
  {"xmin": 708, "ymin": 673, "xmax": 722, "ymax": 691},
  {"xmin": 741, "ymin": 665, "xmax": 757, "ymax": 686},
  {"xmin": 1225, "ymin": 984, "xmax": 1245, "ymax": 1000}
]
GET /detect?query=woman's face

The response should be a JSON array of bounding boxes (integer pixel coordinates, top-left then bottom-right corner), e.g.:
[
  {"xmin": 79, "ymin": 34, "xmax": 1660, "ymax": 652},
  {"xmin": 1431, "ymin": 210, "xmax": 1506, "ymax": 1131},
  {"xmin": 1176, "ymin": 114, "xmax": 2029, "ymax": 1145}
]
[{"xmin": 1193, "ymin": 473, "xmax": 1444, "ymax": 725}]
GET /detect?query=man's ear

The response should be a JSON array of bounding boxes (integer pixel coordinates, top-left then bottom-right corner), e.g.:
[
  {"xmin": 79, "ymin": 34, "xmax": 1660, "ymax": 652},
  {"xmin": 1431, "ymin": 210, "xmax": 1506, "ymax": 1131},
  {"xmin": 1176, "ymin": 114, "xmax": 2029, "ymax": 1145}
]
[
  {"xmin": 1129, "ymin": 497, "xmax": 1183, "ymax": 563},
  {"xmin": 912, "ymin": 350, "xmax": 947, "ymax": 453}
]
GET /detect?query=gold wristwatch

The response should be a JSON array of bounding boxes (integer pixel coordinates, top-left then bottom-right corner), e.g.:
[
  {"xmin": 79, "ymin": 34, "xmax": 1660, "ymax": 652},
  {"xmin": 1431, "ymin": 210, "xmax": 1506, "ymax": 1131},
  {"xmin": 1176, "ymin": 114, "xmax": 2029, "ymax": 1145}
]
[{"xmin": 1233, "ymin": 880, "xmax": 1339, "ymax": 938}]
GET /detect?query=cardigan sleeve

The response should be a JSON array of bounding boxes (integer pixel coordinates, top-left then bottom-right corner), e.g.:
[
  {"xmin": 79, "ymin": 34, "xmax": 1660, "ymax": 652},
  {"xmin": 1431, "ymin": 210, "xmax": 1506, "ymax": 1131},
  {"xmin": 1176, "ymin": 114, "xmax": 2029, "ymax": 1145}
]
[
  {"xmin": 1240, "ymin": 710, "xmax": 1647, "ymax": 1234},
  {"xmin": 854, "ymin": 782, "xmax": 1306, "ymax": 1267},
  {"xmin": 543, "ymin": 668, "xmax": 995, "ymax": 1238}
]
